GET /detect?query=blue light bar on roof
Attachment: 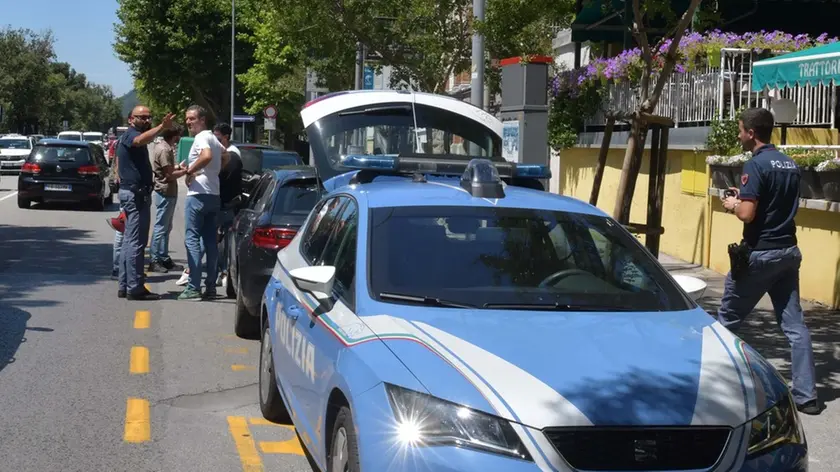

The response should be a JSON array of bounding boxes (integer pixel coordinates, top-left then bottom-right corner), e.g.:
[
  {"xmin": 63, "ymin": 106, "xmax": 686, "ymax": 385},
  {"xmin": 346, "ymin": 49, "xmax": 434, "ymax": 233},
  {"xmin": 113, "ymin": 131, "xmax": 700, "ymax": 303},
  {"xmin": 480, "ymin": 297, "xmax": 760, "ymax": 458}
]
[
  {"xmin": 514, "ymin": 164, "xmax": 552, "ymax": 179},
  {"xmin": 341, "ymin": 154, "xmax": 398, "ymax": 171}
]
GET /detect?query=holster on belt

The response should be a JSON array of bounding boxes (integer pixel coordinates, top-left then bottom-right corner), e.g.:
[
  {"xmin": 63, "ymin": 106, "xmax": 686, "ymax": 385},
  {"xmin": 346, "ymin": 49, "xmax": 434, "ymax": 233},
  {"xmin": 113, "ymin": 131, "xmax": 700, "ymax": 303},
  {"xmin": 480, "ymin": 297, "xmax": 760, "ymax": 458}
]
[{"xmin": 728, "ymin": 240, "xmax": 751, "ymax": 281}]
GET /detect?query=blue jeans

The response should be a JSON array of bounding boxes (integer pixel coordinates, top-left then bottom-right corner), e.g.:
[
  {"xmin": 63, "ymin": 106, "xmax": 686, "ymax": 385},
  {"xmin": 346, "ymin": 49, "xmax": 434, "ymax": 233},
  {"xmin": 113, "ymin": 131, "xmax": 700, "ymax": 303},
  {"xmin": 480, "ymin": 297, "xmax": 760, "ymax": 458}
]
[
  {"xmin": 118, "ymin": 189, "xmax": 152, "ymax": 294},
  {"xmin": 113, "ymin": 229, "xmax": 123, "ymax": 274},
  {"xmin": 150, "ymin": 191, "xmax": 176, "ymax": 263},
  {"xmin": 184, "ymin": 194, "xmax": 221, "ymax": 292},
  {"xmin": 717, "ymin": 246, "xmax": 817, "ymax": 405}
]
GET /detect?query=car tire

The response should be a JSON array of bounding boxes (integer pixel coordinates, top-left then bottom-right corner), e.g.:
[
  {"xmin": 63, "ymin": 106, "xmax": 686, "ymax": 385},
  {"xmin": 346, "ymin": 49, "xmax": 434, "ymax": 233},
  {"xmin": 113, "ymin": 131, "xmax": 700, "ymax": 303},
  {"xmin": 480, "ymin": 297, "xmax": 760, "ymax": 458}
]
[
  {"xmin": 259, "ymin": 323, "xmax": 291, "ymax": 423},
  {"xmin": 328, "ymin": 406, "xmax": 361, "ymax": 472},
  {"xmin": 17, "ymin": 196, "xmax": 29, "ymax": 209},
  {"xmin": 233, "ymin": 274, "xmax": 259, "ymax": 339}
]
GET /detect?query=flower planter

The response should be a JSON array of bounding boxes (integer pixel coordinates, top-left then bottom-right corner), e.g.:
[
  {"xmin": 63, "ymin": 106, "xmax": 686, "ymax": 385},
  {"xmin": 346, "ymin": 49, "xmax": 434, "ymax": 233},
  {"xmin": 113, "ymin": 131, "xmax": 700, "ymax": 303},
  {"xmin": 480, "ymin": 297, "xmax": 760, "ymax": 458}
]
[
  {"xmin": 819, "ymin": 170, "xmax": 840, "ymax": 201},
  {"xmin": 709, "ymin": 164, "xmax": 743, "ymax": 189},
  {"xmin": 800, "ymin": 169, "xmax": 822, "ymax": 200}
]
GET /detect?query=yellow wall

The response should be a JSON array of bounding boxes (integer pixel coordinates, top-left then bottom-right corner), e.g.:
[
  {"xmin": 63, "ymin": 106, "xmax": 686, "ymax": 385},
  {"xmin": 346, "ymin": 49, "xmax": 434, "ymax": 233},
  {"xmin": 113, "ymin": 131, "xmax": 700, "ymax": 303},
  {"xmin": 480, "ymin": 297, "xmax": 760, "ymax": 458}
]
[
  {"xmin": 559, "ymin": 148, "xmax": 709, "ymax": 265},
  {"xmin": 560, "ymin": 137, "xmax": 840, "ymax": 309}
]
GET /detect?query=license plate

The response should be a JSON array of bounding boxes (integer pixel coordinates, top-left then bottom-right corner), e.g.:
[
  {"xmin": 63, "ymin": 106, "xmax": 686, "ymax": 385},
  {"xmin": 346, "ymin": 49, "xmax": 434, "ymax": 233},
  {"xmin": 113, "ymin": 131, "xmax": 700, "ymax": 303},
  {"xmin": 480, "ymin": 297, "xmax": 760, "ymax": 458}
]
[
  {"xmin": 45, "ymin": 184, "xmax": 72, "ymax": 192},
  {"xmin": 1, "ymin": 160, "xmax": 21, "ymax": 167}
]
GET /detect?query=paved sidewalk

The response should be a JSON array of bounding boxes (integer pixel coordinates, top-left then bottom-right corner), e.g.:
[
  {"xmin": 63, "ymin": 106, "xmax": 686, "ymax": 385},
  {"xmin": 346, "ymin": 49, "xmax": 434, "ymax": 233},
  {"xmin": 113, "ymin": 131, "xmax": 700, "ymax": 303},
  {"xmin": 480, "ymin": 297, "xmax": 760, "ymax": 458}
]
[{"xmin": 659, "ymin": 253, "xmax": 840, "ymax": 469}]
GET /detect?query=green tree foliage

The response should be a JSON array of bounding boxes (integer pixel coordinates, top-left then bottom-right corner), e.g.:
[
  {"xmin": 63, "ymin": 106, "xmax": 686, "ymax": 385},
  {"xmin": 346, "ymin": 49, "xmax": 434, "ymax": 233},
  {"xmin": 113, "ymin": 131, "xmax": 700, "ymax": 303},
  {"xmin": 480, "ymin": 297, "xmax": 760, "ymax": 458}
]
[
  {"xmin": 0, "ymin": 27, "xmax": 122, "ymax": 134},
  {"xmin": 114, "ymin": 0, "xmax": 256, "ymax": 124},
  {"xmin": 236, "ymin": 4, "xmax": 306, "ymax": 138}
]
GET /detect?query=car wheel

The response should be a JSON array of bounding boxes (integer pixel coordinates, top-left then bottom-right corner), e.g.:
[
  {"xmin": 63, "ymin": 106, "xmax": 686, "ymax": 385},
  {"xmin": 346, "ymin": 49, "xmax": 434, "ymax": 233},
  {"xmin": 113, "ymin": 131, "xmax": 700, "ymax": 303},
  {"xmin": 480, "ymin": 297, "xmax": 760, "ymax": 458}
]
[
  {"xmin": 17, "ymin": 195, "xmax": 29, "ymax": 209},
  {"xmin": 233, "ymin": 274, "xmax": 259, "ymax": 339},
  {"xmin": 328, "ymin": 406, "xmax": 361, "ymax": 472},
  {"xmin": 259, "ymin": 323, "xmax": 291, "ymax": 423}
]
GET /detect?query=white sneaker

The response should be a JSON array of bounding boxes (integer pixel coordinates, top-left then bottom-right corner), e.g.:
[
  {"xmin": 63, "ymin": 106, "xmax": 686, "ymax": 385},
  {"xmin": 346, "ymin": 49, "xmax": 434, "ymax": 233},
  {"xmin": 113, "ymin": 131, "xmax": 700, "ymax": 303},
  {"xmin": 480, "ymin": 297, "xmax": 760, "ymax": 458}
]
[{"xmin": 176, "ymin": 270, "xmax": 190, "ymax": 286}]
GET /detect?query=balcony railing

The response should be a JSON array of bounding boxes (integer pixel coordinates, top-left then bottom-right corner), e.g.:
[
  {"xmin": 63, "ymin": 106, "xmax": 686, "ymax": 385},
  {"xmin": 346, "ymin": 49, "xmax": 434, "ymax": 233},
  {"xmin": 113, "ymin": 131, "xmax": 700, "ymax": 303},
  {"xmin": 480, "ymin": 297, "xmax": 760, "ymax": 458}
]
[{"xmin": 583, "ymin": 48, "xmax": 836, "ymax": 130}]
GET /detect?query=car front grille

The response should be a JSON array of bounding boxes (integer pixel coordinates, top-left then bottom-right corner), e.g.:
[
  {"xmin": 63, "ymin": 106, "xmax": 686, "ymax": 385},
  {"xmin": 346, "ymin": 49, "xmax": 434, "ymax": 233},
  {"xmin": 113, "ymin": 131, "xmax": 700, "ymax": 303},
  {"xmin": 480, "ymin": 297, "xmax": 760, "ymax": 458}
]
[{"xmin": 543, "ymin": 426, "xmax": 731, "ymax": 471}]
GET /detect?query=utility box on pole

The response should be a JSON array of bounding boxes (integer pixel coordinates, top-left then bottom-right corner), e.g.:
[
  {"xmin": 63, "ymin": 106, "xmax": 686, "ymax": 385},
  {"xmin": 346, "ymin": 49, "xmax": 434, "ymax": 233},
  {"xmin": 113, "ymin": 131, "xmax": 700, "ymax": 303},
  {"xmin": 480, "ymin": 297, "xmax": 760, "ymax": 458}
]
[{"xmin": 499, "ymin": 56, "xmax": 552, "ymax": 170}]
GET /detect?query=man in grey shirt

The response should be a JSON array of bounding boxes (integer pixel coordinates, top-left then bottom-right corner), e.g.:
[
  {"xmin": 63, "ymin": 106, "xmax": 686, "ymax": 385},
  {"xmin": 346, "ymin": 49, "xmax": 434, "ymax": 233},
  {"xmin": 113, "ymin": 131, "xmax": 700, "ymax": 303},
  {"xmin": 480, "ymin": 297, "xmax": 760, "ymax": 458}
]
[{"xmin": 149, "ymin": 124, "xmax": 187, "ymax": 272}]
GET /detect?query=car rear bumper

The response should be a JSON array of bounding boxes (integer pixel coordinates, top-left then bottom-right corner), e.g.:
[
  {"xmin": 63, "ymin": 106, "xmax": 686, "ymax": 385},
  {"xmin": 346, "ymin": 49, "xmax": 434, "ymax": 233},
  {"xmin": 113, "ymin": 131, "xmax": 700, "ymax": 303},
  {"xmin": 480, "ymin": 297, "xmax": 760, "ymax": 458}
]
[
  {"xmin": 0, "ymin": 159, "xmax": 25, "ymax": 173},
  {"xmin": 18, "ymin": 176, "xmax": 103, "ymax": 202}
]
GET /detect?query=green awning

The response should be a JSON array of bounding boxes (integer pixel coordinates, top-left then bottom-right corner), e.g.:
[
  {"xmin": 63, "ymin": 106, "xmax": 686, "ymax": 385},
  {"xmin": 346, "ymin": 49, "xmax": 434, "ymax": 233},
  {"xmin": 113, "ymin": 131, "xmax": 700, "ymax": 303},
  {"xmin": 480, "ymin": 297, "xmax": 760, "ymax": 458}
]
[
  {"xmin": 571, "ymin": 0, "xmax": 692, "ymax": 44},
  {"xmin": 752, "ymin": 41, "xmax": 840, "ymax": 92}
]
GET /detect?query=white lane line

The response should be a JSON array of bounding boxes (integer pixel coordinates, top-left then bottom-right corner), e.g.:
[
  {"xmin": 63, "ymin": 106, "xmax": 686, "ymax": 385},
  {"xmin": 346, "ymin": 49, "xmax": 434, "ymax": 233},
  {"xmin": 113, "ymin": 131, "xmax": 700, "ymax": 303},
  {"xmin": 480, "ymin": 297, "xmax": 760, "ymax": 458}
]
[{"xmin": 0, "ymin": 191, "xmax": 18, "ymax": 202}]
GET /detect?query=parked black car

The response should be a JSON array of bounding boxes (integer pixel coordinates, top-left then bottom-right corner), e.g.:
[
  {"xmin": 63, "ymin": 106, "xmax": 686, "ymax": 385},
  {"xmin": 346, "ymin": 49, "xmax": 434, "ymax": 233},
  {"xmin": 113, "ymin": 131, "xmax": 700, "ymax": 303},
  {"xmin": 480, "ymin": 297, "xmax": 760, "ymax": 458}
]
[
  {"xmin": 226, "ymin": 166, "xmax": 320, "ymax": 338},
  {"xmin": 234, "ymin": 143, "xmax": 305, "ymax": 195},
  {"xmin": 17, "ymin": 139, "xmax": 113, "ymax": 210}
]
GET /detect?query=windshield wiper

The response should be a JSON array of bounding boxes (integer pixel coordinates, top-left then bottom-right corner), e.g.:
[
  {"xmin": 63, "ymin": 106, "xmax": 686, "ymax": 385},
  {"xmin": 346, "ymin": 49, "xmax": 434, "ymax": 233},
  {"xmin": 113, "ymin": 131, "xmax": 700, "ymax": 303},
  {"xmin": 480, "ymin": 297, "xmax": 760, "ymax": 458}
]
[
  {"xmin": 379, "ymin": 292, "xmax": 477, "ymax": 309},
  {"xmin": 482, "ymin": 302, "xmax": 634, "ymax": 312}
]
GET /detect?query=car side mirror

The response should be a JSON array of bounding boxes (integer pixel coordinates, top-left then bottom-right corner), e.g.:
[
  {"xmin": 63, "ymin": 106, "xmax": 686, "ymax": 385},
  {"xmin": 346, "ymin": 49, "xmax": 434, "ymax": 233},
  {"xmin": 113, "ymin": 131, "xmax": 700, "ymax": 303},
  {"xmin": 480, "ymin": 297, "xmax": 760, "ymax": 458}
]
[
  {"xmin": 672, "ymin": 274, "xmax": 707, "ymax": 301},
  {"xmin": 289, "ymin": 266, "xmax": 336, "ymax": 309}
]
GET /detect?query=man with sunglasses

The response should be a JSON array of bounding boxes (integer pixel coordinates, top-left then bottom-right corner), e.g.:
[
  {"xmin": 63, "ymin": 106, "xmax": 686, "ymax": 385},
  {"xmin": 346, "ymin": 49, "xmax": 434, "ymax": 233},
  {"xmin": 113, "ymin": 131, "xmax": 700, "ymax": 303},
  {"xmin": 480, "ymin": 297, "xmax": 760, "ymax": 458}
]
[{"xmin": 117, "ymin": 105, "xmax": 175, "ymax": 301}]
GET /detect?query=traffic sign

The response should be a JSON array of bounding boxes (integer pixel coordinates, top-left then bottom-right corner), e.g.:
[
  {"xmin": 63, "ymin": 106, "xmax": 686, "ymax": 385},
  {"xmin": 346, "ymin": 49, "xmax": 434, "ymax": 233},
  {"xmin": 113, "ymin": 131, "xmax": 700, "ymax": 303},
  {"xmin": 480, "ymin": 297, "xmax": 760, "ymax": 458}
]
[
  {"xmin": 263, "ymin": 105, "xmax": 277, "ymax": 119},
  {"xmin": 363, "ymin": 66, "xmax": 375, "ymax": 90},
  {"xmin": 233, "ymin": 115, "xmax": 255, "ymax": 123},
  {"xmin": 264, "ymin": 117, "xmax": 276, "ymax": 131}
]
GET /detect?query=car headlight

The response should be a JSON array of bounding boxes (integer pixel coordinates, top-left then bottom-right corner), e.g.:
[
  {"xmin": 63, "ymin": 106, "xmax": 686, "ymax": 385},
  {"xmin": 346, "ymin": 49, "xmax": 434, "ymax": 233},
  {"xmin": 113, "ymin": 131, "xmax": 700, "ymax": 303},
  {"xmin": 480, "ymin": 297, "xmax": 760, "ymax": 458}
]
[
  {"xmin": 747, "ymin": 394, "xmax": 805, "ymax": 457},
  {"xmin": 385, "ymin": 383, "xmax": 532, "ymax": 461}
]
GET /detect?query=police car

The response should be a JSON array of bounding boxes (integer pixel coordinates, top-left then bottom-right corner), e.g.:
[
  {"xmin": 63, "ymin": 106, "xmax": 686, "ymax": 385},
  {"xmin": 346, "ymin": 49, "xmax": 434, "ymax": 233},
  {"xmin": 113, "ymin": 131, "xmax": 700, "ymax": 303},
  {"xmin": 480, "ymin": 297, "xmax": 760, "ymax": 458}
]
[{"xmin": 258, "ymin": 145, "xmax": 807, "ymax": 471}]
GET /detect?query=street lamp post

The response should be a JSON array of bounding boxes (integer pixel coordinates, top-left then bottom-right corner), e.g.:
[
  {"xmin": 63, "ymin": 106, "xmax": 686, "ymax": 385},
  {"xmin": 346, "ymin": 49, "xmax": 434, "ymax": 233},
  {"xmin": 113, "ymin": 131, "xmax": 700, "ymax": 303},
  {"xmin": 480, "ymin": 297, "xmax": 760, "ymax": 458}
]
[
  {"xmin": 470, "ymin": 0, "xmax": 486, "ymax": 110},
  {"xmin": 230, "ymin": 0, "xmax": 235, "ymax": 130}
]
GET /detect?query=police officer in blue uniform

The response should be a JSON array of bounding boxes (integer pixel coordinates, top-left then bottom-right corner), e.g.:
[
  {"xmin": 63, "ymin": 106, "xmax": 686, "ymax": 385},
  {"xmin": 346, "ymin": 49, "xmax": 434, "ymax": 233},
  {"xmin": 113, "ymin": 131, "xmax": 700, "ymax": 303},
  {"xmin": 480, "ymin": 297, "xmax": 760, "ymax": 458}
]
[{"xmin": 719, "ymin": 107, "xmax": 821, "ymax": 415}]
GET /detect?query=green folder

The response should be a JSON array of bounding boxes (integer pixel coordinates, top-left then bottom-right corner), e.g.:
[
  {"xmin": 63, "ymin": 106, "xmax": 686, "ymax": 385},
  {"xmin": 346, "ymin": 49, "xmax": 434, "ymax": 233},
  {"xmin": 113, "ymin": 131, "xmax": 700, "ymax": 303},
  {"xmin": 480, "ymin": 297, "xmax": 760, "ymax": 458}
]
[{"xmin": 176, "ymin": 137, "xmax": 194, "ymax": 164}]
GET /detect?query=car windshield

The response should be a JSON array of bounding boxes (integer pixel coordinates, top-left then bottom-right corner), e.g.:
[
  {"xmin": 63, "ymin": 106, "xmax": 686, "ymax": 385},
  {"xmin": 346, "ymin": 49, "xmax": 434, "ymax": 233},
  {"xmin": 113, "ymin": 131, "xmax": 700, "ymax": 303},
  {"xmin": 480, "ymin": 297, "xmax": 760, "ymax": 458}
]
[
  {"xmin": 31, "ymin": 145, "xmax": 92, "ymax": 163},
  {"xmin": 306, "ymin": 102, "xmax": 503, "ymax": 180},
  {"xmin": 263, "ymin": 151, "xmax": 302, "ymax": 169},
  {"xmin": 83, "ymin": 134, "xmax": 102, "ymax": 141},
  {"xmin": 0, "ymin": 139, "xmax": 30, "ymax": 149},
  {"xmin": 270, "ymin": 179, "xmax": 320, "ymax": 226},
  {"xmin": 369, "ymin": 206, "xmax": 692, "ymax": 312},
  {"xmin": 59, "ymin": 134, "xmax": 82, "ymax": 141}
]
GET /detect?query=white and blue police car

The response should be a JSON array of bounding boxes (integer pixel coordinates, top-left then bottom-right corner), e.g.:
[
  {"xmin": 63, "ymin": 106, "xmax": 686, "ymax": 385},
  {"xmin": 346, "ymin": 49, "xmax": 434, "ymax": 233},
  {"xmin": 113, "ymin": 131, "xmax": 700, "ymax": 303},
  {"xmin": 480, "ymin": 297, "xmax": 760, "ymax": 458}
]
[{"xmin": 256, "ymin": 152, "xmax": 807, "ymax": 472}]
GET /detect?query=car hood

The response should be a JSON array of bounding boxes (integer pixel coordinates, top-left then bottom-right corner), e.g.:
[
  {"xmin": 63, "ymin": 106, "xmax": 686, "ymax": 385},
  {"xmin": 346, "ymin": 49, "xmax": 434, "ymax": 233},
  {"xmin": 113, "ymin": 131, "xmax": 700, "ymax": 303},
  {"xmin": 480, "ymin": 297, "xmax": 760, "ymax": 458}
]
[
  {"xmin": 360, "ymin": 306, "xmax": 787, "ymax": 429},
  {"xmin": 0, "ymin": 149, "xmax": 29, "ymax": 157}
]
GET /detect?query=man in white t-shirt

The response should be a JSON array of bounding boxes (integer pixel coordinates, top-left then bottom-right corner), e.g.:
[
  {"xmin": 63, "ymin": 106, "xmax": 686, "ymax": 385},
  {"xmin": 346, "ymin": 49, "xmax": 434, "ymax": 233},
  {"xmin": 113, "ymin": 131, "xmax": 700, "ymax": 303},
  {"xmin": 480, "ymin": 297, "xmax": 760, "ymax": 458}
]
[{"xmin": 178, "ymin": 105, "xmax": 230, "ymax": 300}]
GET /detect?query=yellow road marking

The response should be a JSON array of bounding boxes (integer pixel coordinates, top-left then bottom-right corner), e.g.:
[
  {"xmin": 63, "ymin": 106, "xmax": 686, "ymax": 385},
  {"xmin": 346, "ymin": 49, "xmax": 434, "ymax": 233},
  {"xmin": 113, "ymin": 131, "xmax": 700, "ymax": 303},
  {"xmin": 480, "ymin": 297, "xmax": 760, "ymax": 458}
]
[
  {"xmin": 134, "ymin": 310, "xmax": 150, "ymax": 329},
  {"xmin": 124, "ymin": 398, "xmax": 150, "ymax": 443},
  {"xmin": 130, "ymin": 346, "xmax": 150, "ymax": 374},
  {"xmin": 248, "ymin": 417, "xmax": 278, "ymax": 426},
  {"xmin": 225, "ymin": 347, "xmax": 249, "ymax": 354},
  {"xmin": 144, "ymin": 283, "xmax": 151, "ymax": 292},
  {"xmin": 259, "ymin": 438, "xmax": 305, "ymax": 456},
  {"xmin": 231, "ymin": 364, "xmax": 255, "ymax": 372},
  {"xmin": 227, "ymin": 416, "xmax": 264, "ymax": 472}
]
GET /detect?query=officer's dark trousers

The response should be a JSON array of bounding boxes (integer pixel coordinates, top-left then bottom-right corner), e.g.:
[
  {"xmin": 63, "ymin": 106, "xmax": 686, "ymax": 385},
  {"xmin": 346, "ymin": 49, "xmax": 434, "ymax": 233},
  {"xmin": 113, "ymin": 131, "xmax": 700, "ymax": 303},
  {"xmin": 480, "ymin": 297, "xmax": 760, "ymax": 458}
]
[{"xmin": 717, "ymin": 246, "xmax": 817, "ymax": 405}]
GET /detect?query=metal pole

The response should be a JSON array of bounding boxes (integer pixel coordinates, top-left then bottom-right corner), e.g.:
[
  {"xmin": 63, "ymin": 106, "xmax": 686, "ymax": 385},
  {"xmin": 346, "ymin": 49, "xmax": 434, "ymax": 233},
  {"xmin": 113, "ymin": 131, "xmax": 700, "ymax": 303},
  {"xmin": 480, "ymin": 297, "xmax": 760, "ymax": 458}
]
[
  {"xmin": 470, "ymin": 0, "xmax": 486, "ymax": 110},
  {"xmin": 354, "ymin": 41, "xmax": 363, "ymax": 90},
  {"xmin": 230, "ymin": 0, "xmax": 235, "ymax": 127}
]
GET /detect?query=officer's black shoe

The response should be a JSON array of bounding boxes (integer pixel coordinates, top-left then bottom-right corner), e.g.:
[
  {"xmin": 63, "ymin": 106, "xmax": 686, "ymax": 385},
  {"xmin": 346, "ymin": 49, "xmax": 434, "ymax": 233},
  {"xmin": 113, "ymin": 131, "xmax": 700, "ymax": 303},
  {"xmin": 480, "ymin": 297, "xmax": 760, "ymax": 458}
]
[
  {"xmin": 118, "ymin": 290, "xmax": 126, "ymax": 299},
  {"xmin": 796, "ymin": 399, "xmax": 823, "ymax": 415}
]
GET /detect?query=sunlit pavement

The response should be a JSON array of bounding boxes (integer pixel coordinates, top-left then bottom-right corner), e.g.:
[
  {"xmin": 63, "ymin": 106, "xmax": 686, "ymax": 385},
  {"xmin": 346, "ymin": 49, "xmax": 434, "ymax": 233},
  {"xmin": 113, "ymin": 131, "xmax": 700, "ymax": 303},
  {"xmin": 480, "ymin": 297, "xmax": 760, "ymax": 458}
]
[{"xmin": 0, "ymin": 183, "xmax": 312, "ymax": 472}]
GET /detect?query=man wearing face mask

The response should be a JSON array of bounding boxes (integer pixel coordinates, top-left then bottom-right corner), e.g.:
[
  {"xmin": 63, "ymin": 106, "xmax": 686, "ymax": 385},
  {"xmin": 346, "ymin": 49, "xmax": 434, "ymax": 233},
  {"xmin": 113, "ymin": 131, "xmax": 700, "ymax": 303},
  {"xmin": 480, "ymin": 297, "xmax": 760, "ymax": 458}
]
[{"xmin": 117, "ymin": 105, "xmax": 175, "ymax": 301}]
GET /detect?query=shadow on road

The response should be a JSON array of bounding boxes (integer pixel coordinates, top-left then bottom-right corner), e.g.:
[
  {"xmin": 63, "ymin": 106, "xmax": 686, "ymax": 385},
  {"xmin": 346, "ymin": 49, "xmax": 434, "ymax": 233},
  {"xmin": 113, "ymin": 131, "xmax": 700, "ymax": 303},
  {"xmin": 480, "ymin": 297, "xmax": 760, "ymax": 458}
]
[
  {"xmin": 700, "ymin": 296, "xmax": 840, "ymax": 405},
  {"xmin": 27, "ymin": 200, "xmax": 120, "ymax": 213},
  {"xmin": 0, "ymin": 224, "xmax": 113, "ymax": 276}
]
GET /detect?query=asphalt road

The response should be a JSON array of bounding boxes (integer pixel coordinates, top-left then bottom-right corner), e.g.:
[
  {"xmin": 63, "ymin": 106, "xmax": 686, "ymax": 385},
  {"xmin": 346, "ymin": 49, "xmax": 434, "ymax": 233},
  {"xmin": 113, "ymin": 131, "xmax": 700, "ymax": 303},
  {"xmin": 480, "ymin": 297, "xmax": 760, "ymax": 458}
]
[
  {"xmin": 0, "ymin": 178, "xmax": 837, "ymax": 471},
  {"xmin": 0, "ymin": 182, "xmax": 313, "ymax": 472}
]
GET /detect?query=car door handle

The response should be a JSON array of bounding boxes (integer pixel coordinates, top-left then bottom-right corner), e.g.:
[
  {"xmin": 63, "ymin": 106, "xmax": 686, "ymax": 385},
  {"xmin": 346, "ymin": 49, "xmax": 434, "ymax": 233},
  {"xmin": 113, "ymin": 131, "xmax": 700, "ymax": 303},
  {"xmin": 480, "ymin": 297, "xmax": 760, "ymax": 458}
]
[{"xmin": 287, "ymin": 304, "xmax": 301, "ymax": 320}]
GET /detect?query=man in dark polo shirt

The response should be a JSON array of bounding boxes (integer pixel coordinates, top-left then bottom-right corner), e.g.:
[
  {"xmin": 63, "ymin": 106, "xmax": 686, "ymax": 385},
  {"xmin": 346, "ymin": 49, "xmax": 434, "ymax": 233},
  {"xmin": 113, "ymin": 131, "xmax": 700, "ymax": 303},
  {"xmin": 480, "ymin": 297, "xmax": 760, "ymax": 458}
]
[
  {"xmin": 117, "ymin": 105, "xmax": 175, "ymax": 301},
  {"xmin": 719, "ymin": 107, "xmax": 820, "ymax": 415}
]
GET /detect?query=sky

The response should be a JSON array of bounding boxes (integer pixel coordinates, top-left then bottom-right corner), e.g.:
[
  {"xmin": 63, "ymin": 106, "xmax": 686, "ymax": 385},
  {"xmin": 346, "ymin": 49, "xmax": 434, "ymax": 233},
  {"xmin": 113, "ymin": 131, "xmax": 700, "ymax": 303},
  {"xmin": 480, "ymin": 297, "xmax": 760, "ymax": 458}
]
[{"xmin": 1, "ymin": 0, "xmax": 133, "ymax": 97}]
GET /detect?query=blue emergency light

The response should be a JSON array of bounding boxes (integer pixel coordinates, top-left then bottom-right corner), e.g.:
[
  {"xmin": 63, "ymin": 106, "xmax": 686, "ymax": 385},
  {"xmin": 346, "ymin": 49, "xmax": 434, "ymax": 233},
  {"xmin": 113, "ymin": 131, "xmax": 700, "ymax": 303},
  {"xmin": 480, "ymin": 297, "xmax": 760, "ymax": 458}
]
[{"xmin": 338, "ymin": 154, "xmax": 551, "ymax": 198}]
